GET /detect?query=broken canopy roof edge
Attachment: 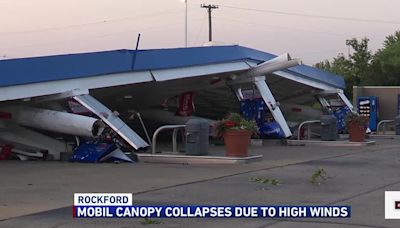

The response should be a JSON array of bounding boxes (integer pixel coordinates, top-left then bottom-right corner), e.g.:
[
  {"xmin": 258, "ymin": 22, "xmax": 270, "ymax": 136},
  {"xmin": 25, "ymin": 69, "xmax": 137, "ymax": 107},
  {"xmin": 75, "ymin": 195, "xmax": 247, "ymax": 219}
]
[{"xmin": 0, "ymin": 45, "xmax": 345, "ymax": 89}]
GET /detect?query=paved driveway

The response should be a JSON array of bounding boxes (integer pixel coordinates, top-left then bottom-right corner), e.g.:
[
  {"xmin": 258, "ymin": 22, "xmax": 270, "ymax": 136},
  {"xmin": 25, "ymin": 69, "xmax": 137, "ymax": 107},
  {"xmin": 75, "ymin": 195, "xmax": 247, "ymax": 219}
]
[{"xmin": 1, "ymin": 138, "xmax": 400, "ymax": 227}]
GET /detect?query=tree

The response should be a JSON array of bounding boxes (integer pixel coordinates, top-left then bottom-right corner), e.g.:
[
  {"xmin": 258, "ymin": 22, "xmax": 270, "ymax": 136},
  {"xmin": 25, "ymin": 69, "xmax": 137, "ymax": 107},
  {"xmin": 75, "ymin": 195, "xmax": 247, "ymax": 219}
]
[
  {"xmin": 368, "ymin": 31, "xmax": 400, "ymax": 85},
  {"xmin": 315, "ymin": 38, "xmax": 372, "ymax": 98},
  {"xmin": 316, "ymin": 31, "xmax": 400, "ymax": 99},
  {"xmin": 345, "ymin": 38, "xmax": 373, "ymax": 84}
]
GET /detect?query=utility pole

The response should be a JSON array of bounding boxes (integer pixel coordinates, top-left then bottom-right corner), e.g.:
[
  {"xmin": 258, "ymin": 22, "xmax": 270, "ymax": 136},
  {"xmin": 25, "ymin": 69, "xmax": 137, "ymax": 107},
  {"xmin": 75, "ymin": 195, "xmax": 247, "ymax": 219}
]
[{"xmin": 201, "ymin": 4, "xmax": 218, "ymax": 42}]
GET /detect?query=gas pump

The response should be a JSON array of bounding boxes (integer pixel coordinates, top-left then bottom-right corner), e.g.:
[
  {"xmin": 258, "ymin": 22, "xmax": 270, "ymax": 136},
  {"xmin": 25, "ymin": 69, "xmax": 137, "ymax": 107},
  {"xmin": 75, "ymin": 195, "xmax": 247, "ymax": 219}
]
[
  {"xmin": 357, "ymin": 96, "xmax": 378, "ymax": 131},
  {"xmin": 315, "ymin": 91, "xmax": 353, "ymax": 133},
  {"xmin": 239, "ymin": 88, "xmax": 355, "ymax": 138},
  {"xmin": 239, "ymin": 88, "xmax": 285, "ymax": 139}
]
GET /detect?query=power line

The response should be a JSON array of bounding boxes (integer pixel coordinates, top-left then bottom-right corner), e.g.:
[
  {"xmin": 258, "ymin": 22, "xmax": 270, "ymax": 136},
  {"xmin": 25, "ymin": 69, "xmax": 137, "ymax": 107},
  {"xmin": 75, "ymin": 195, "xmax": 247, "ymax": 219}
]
[
  {"xmin": 193, "ymin": 12, "xmax": 208, "ymax": 46},
  {"xmin": 0, "ymin": 24, "xmax": 180, "ymax": 51},
  {"xmin": 1, "ymin": 17, "xmax": 206, "ymax": 52},
  {"xmin": 219, "ymin": 5, "xmax": 400, "ymax": 25},
  {"xmin": 215, "ymin": 16, "xmax": 348, "ymax": 37},
  {"xmin": 0, "ymin": 8, "xmax": 186, "ymax": 36},
  {"xmin": 297, "ymin": 49, "xmax": 344, "ymax": 56}
]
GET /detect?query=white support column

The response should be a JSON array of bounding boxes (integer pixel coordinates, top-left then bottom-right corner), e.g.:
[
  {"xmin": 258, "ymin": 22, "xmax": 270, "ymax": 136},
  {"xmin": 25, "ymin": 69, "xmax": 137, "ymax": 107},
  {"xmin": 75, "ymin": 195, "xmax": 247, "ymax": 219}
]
[
  {"xmin": 73, "ymin": 94, "xmax": 149, "ymax": 149},
  {"xmin": 337, "ymin": 90, "xmax": 356, "ymax": 112},
  {"xmin": 253, "ymin": 76, "xmax": 292, "ymax": 138},
  {"xmin": 5, "ymin": 106, "xmax": 103, "ymax": 138}
]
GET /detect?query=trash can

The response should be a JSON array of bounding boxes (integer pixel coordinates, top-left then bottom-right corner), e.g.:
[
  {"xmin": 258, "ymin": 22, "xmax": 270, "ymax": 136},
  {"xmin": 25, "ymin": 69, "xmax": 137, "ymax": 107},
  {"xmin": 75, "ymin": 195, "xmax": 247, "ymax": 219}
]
[
  {"xmin": 185, "ymin": 119, "xmax": 209, "ymax": 156},
  {"xmin": 320, "ymin": 115, "xmax": 338, "ymax": 141},
  {"xmin": 396, "ymin": 115, "xmax": 400, "ymax": 135}
]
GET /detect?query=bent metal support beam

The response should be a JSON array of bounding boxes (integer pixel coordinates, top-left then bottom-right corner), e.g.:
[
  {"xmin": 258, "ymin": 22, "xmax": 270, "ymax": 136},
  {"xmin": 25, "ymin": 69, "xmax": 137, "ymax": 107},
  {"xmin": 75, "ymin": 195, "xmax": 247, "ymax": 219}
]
[
  {"xmin": 316, "ymin": 89, "xmax": 356, "ymax": 112},
  {"xmin": 253, "ymin": 77, "xmax": 292, "ymax": 138},
  {"xmin": 227, "ymin": 53, "xmax": 301, "ymax": 138},
  {"xmin": 337, "ymin": 90, "xmax": 355, "ymax": 112},
  {"xmin": 239, "ymin": 53, "xmax": 301, "ymax": 79},
  {"xmin": 228, "ymin": 77, "xmax": 293, "ymax": 138},
  {"xmin": 73, "ymin": 94, "xmax": 149, "ymax": 149}
]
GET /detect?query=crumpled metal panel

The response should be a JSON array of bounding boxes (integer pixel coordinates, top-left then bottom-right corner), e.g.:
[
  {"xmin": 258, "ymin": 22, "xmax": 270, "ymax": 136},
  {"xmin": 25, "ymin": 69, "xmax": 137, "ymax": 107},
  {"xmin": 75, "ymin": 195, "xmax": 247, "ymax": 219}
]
[{"xmin": 73, "ymin": 94, "xmax": 149, "ymax": 149}]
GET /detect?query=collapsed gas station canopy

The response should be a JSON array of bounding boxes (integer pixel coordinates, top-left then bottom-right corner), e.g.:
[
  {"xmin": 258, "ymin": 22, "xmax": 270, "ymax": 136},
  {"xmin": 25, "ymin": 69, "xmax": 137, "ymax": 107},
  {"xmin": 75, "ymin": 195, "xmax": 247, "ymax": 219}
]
[
  {"xmin": 0, "ymin": 45, "xmax": 351, "ymax": 159},
  {"xmin": 0, "ymin": 45, "xmax": 344, "ymax": 90}
]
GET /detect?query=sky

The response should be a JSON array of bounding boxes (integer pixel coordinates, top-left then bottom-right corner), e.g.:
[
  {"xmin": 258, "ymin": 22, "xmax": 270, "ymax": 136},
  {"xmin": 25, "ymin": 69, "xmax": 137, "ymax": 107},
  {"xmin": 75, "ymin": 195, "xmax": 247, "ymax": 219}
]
[{"xmin": 0, "ymin": 0, "xmax": 399, "ymax": 64}]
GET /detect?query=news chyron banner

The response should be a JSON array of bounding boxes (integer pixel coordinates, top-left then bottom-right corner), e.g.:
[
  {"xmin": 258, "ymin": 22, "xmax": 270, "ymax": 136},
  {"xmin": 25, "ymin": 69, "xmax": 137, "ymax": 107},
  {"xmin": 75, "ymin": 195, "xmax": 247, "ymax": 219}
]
[
  {"xmin": 73, "ymin": 193, "xmax": 351, "ymax": 219},
  {"xmin": 385, "ymin": 191, "xmax": 400, "ymax": 219}
]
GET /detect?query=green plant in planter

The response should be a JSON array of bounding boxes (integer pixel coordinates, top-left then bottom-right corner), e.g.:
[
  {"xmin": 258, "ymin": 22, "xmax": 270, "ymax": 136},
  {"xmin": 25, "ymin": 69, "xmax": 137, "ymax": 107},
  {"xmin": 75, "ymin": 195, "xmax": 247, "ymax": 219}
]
[
  {"xmin": 215, "ymin": 113, "xmax": 258, "ymax": 138},
  {"xmin": 345, "ymin": 112, "xmax": 369, "ymax": 129},
  {"xmin": 346, "ymin": 112, "xmax": 370, "ymax": 142}
]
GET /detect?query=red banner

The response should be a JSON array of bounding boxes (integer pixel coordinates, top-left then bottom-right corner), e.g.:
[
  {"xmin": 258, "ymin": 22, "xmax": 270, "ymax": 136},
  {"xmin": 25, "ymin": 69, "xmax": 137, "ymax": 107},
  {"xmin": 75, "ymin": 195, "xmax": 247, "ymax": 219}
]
[
  {"xmin": 176, "ymin": 92, "xmax": 194, "ymax": 116},
  {"xmin": 0, "ymin": 145, "xmax": 13, "ymax": 160}
]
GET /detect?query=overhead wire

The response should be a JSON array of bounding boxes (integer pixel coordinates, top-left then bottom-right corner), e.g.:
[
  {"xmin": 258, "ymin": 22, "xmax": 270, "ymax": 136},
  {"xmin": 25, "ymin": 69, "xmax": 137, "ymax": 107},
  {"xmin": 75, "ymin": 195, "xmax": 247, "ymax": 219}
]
[
  {"xmin": 192, "ymin": 11, "xmax": 208, "ymax": 46},
  {"xmin": 1, "ymin": 17, "xmax": 205, "ymax": 51},
  {"xmin": 0, "ymin": 7, "xmax": 188, "ymax": 36},
  {"xmin": 219, "ymin": 5, "xmax": 400, "ymax": 25},
  {"xmin": 212, "ymin": 5, "xmax": 387, "ymax": 63},
  {"xmin": 3, "ymin": 3, "xmax": 394, "ymax": 60},
  {"xmin": 214, "ymin": 16, "xmax": 349, "ymax": 37}
]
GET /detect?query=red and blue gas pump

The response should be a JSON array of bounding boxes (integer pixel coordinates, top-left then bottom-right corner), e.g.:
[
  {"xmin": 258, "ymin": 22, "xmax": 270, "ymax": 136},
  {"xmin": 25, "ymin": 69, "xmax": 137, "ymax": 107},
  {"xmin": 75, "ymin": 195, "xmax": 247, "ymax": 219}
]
[{"xmin": 240, "ymin": 97, "xmax": 285, "ymax": 139}]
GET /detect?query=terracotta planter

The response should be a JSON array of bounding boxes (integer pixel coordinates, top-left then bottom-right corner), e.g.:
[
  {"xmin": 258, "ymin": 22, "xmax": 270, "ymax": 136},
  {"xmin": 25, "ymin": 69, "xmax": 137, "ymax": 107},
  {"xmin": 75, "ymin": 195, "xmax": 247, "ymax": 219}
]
[
  {"xmin": 223, "ymin": 130, "xmax": 252, "ymax": 157},
  {"xmin": 348, "ymin": 122, "xmax": 366, "ymax": 142}
]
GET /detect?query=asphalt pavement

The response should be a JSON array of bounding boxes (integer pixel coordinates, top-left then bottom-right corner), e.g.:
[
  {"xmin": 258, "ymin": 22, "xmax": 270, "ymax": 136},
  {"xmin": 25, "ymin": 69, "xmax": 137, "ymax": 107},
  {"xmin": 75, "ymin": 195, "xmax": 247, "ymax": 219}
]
[{"xmin": 1, "ymin": 138, "xmax": 400, "ymax": 227}]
